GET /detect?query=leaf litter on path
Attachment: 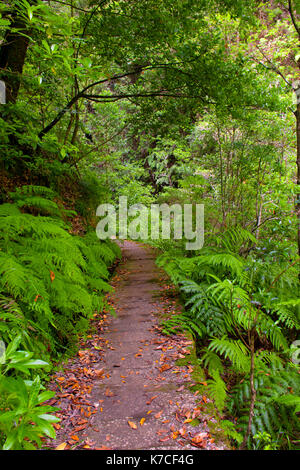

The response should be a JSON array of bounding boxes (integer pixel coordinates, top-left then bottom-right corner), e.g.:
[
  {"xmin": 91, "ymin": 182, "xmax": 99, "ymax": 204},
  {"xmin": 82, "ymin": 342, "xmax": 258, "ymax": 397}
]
[{"xmin": 43, "ymin": 241, "xmax": 227, "ymax": 451}]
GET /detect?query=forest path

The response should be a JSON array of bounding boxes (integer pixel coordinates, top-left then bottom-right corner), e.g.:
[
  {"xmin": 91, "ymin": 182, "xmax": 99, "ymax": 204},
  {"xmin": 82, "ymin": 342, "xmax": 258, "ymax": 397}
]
[{"xmin": 48, "ymin": 241, "xmax": 226, "ymax": 450}]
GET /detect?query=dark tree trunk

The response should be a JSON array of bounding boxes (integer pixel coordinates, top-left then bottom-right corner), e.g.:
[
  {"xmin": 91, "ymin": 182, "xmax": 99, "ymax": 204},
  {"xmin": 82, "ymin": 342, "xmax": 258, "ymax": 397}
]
[
  {"xmin": 0, "ymin": 5, "xmax": 33, "ymax": 103},
  {"xmin": 296, "ymin": 101, "xmax": 300, "ymax": 257}
]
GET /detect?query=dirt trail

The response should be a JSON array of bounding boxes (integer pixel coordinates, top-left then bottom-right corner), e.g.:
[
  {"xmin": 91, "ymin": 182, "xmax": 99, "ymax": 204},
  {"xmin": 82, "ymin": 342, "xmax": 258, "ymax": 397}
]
[{"xmin": 49, "ymin": 240, "xmax": 226, "ymax": 450}]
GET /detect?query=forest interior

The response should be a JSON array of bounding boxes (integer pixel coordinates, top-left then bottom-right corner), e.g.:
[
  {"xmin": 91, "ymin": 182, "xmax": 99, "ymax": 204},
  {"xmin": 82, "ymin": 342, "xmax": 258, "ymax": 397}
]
[{"xmin": 0, "ymin": 0, "xmax": 299, "ymax": 454}]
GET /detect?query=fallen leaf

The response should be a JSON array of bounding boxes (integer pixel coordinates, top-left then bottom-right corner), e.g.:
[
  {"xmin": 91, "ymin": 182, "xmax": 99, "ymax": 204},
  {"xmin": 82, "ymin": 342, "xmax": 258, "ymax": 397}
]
[
  {"xmin": 128, "ymin": 420, "xmax": 137, "ymax": 429},
  {"xmin": 159, "ymin": 364, "xmax": 171, "ymax": 373},
  {"xmin": 140, "ymin": 418, "xmax": 145, "ymax": 426},
  {"xmin": 146, "ymin": 395, "xmax": 158, "ymax": 405},
  {"xmin": 159, "ymin": 436, "xmax": 170, "ymax": 442},
  {"xmin": 55, "ymin": 442, "xmax": 67, "ymax": 450},
  {"xmin": 191, "ymin": 432, "xmax": 208, "ymax": 444}
]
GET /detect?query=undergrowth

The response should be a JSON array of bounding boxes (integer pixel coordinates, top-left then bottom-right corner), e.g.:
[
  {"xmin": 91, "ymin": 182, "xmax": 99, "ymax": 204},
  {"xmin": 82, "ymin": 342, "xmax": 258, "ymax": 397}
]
[
  {"xmin": 155, "ymin": 227, "xmax": 300, "ymax": 449},
  {"xmin": 0, "ymin": 184, "xmax": 121, "ymax": 449}
]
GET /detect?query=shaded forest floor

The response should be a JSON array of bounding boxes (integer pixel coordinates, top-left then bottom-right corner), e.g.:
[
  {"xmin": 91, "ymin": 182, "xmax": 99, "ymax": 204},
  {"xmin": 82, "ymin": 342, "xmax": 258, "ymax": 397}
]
[{"xmin": 44, "ymin": 241, "xmax": 228, "ymax": 450}]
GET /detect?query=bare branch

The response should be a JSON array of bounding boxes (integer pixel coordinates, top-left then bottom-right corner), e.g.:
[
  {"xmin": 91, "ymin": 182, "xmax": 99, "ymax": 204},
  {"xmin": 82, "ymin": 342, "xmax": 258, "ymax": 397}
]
[{"xmin": 288, "ymin": 0, "xmax": 300, "ymax": 39}]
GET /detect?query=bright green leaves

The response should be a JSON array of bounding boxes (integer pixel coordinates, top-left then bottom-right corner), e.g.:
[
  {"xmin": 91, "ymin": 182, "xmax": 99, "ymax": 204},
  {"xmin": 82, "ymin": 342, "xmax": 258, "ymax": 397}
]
[{"xmin": 0, "ymin": 337, "xmax": 59, "ymax": 450}]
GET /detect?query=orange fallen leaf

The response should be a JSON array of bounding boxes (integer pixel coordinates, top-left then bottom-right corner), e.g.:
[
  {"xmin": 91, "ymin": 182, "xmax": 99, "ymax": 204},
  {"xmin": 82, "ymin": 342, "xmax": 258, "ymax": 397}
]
[
  {"xmin": 159, "ymin": 364, "xmax": 171, "ymax": 373},
  {"xmin": 146, "ymin": 395, "xmax": 158, "ymax": 405},
  {"xmin": 140, "ymin": 418, "xmax": 145, "ymax": 426},
  {"xmin": 128, "ymin": 420, "xmax": 137, "ymax": 429},
  {"xmin": 55, "ymin": 442, "xmax": 67, "ymax": 450},
  {"xmin": 159, "ymin": 436, "xmax": 170, "ymax": 442},
  {"xmin": 191, "ymin": 432, "xmax": 208, "ymax": 444},
  {"xmin": 70, "ymin": 434, "xmax": 79, "ymax": 441},
  {"xmin": 154, "ymin": 410, "xmax": 163, "ymax": 419}
]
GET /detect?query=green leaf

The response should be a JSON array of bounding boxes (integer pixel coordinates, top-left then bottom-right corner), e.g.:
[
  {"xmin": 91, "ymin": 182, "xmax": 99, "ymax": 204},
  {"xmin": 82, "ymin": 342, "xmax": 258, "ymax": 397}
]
[
  {"xmin": 38, "ymin": 413, "xmax": 60, "ymax": 423},
  {"xmin": 3, "ymin": 432, "xmax": 18, "ymax": 451}
]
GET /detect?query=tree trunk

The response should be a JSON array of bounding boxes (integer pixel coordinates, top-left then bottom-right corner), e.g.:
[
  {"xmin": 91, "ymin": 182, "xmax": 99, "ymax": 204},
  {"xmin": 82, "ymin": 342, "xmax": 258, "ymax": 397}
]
[
  {"xmin": 0, "ymin": 5, "xmax": 34, "ymax": 104},
  {"xmin": 296, "ymin": 101, "xmax": 300, "ymax": 258}
]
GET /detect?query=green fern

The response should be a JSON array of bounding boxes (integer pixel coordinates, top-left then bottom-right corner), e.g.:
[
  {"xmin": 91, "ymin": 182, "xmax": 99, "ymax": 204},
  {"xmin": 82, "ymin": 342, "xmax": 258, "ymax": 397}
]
[
  {"xmin": 206, "ymin": 369, "xmax": 227, "ymax": 413},
  {"xmin": 0, "ymin": 186, "xmax": 120, "ymax": 357},
  {"xmin": 229, "ymin": 363, "xmax": 300, "ymax": 445},
  {"xmin": 208, "ymin": 337, "xmax": 250, "ymax": 373}
]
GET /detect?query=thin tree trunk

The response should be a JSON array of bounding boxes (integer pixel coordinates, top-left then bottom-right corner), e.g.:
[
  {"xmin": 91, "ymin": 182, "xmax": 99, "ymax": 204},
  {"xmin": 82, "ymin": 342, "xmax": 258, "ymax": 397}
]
[
  {"xmin": 296, "ymin": 101, "xmax": 300, "ymax": 257},
  {"xmin": 240, "ymin": 328, "xmax": 257, "ymax": 450}
]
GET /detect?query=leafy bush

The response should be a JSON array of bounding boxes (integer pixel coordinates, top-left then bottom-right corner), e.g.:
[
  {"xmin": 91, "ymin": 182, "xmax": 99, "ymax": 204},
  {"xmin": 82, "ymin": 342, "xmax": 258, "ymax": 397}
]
[
  {"xmin": 156, "ymin": 226, "xmax": 300, "ymax": 449},
  {"xmin": 0, "ymin": 335, "xmax": 60, "ymax": 450},
  {"xmin": 0, "ymin": 184, "xmax": 121, "ymax": 449},
  {"xmin": 0, "ymin": 184, "xmax": 121, "ymax": 357}
]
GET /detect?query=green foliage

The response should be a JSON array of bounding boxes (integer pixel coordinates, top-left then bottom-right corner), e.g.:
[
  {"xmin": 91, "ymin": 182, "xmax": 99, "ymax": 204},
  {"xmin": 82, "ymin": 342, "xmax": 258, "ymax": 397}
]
[
  {"xmin": 228, "ymin": 362, "xmax": 300, "ymax": 448},
  {"xmin": 156, "ymin": 225, "xmax": 300, "ymax": 449},
  {"xmin": 0, "ymin": 335, "xmax": 60, "ymax": 450},
  {"xmin": 0, "ymin": 185, "xmax": 120, "ymax": 357},
  {"xmin": 0, "ymin": 0, "xmax": 299, "ymax": 453}
]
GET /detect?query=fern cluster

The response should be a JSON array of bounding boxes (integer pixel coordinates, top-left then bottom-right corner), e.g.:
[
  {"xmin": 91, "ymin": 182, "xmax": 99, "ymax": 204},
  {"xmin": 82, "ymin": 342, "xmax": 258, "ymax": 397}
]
[
  {"xmin": 156, "ymin": 226, "xmax": 300, "ymax": 449},
  {"xmin": 0, "ymin": 185, "xmax": 120, "ymax": 358}
]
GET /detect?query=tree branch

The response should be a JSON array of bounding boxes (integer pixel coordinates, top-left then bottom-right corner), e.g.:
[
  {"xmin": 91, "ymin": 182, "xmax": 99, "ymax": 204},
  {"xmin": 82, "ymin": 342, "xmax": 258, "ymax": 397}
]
[{"xmin": 288, "ymin": 0, "xmax": 300, "ymax": 39}]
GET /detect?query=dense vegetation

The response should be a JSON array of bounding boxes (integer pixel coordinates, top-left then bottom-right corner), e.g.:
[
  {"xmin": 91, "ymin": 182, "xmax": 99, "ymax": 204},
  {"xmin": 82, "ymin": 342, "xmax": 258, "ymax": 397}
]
[{"xmin": 0, "ymin": 0, "xmax": 299, "ymax": 450}]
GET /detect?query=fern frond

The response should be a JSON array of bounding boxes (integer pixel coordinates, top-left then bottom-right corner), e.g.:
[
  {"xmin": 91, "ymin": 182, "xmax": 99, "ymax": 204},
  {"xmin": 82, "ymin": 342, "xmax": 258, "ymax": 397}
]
[
  {"xmin": 206, "ymin": 369, "xmax": 227, "ymax": 413},
  {"xmin": 208, "ymin": 337, "xmax": 250, "ymax": 372}
]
